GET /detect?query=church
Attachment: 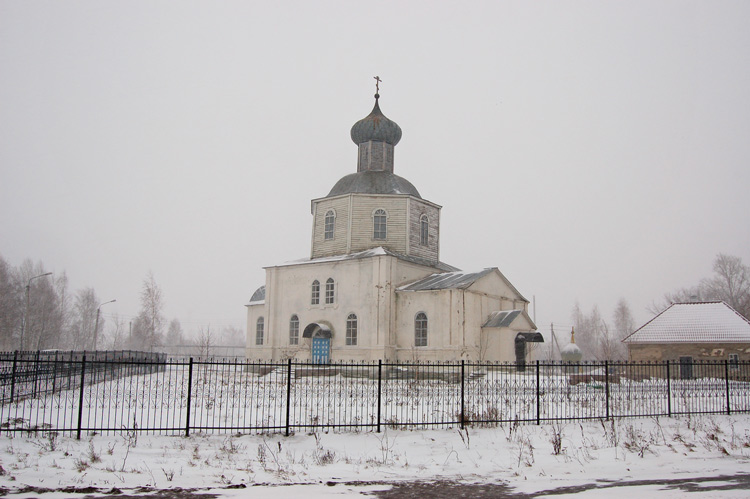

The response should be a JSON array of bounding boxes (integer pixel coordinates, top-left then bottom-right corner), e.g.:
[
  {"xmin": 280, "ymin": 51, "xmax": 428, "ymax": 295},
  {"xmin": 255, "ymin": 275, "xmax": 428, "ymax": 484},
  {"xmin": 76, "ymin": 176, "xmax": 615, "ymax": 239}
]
[{"xmin": 246, "ymin": 87, "xmax": 538, "ymax": 363}]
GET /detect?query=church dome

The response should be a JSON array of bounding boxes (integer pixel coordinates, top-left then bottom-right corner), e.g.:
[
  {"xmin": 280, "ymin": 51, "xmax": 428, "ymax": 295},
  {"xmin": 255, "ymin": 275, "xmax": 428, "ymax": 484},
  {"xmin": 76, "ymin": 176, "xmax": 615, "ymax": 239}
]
[
  {"xmin": 350, "ymin": 96, "xmax": 402, "ymax": 146},
  {"xmin": 327, "ymin": 171, "xmax": 421, "ymax": 198}
]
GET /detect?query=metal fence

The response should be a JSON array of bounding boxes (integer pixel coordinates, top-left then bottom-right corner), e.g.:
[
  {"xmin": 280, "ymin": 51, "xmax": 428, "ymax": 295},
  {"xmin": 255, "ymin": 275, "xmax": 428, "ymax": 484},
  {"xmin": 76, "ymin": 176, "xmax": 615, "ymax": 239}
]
[{"xmin": 0, "ymin": 353, "xmax": 748, "ymax": 438}]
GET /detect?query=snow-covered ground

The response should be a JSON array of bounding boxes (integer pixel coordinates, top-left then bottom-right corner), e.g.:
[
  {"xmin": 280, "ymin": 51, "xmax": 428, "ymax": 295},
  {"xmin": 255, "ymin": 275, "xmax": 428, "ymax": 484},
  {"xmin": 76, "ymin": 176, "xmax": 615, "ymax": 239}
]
[{"xmin": 1, "ymin": 414, "xmax": 749, "ymax": 497}]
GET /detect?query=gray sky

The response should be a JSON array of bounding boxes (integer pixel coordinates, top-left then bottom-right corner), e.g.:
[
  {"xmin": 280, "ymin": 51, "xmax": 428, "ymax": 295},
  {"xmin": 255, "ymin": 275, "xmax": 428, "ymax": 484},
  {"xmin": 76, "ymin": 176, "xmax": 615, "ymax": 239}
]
[{"xmin": 2, "ymin": 1, "xmax": 749, "ymax": 339}]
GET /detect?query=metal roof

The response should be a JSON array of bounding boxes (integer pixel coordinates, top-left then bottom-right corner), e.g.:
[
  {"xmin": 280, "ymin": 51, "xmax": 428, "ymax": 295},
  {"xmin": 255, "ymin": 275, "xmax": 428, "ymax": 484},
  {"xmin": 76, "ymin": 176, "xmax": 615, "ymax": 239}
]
[
  {"xmin": 270, "ymin": 247, "xmax": 459, "ymax": 273},
  {"xmin": 327, "ymin": 171, "xmax": 421, "ymax": 198},
  {"xmin": 623, "ymin": 301, "xmax": 750, "ymax": 344},
  {"xmin": 398, "ymin": 268, "xmax": 495, "ymax": 291},
  {"xmin": 350, "ymin": 97, "xmax": 402, "ymax": 146},
  {"xmin": 483, "ymin": 310, "xmax": 523, "ymax": 328},
  {"xmin": 247, "ymin": 285, "xmax": 265, "ymax": 305}
]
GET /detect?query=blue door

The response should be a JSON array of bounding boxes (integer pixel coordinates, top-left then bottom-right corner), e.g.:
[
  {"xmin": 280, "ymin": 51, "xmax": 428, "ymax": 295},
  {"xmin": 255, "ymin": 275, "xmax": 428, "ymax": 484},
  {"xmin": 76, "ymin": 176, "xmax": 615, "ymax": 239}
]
[{"xmin": 312, "ymin": 337, "xmax": 330, "ymax": 364}]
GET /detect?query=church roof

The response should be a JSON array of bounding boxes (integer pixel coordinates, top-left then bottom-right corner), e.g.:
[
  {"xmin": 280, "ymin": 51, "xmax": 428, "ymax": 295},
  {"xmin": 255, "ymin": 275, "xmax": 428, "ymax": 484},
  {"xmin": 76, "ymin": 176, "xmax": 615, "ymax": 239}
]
[
  {"xmin": 267, "ymin": 247, "xmax": 459, "ymax": 272},
  {"xmin": 483, "ymin": 310, "xmax": 523, "ymax": 328},
  {"xmin": 623, "ymin": 301, "xmax": 750, "ymax": 344},
  {"xmin": 398, "ymin": 267, "xmax": 530, "ymax": 303},
  {"xmin": 327, "ymin": 171, "xmax": 421, "ymax": 198},
  {"xmin": 398, "ymin": 268, "xmax": 495, "ymax": 291},
  {"xmin": 247, "ymin": 285, "xmax": 265, "ymax": 305}
]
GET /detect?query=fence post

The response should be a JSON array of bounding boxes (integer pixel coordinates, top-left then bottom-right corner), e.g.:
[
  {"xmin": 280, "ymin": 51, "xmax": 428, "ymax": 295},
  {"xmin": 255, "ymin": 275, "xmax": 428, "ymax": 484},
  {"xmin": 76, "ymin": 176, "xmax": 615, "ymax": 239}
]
[
  {"xmin": 285, "ymin": 358, "xmax": 292, "ymax": 437},
  {"xmin": 725, "ymin": 359, "xmax": 731, "ymax": 416},
  {"xmin": 460, "ymin": 360, "xmax": 465, "ymax": 429},
  {"xmin": 536, "ymin": 360, "xmax": 541, "ymax": 425},
  {"xmin": 9, "ymin": 351, "xmax": 18, "ymax": 405},
  {"xmin": 604, "ymin": 361, "xmax": 610, "ymax": 420},
  {"xmin": 76, "ymin": 355, "xmax": 86, "ymax": 440},
  {"xmin": 32, "ymin": 350, "xmax": 40, "ymax": 399},
  {"xmin": 666, "ymin": 360, "xmax": 671, "ymax": 417},
  {"xmin": 185, "ymin": 357, "xmax": 193, "ymax": 437},
  {"xmin": 377, "ymin": 359, "xmax": 382, "ymax": 433}
]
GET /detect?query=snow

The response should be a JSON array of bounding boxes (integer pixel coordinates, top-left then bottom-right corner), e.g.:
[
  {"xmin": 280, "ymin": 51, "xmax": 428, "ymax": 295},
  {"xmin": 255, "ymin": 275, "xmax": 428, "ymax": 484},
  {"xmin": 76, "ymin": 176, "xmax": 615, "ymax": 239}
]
[
  {"xmin": 1, "ymin": 414, "xmax": 750, "ymax": 497},
  {"xmin": 625, "ymin": 301, "xmax": 750, "ymax": 344}
]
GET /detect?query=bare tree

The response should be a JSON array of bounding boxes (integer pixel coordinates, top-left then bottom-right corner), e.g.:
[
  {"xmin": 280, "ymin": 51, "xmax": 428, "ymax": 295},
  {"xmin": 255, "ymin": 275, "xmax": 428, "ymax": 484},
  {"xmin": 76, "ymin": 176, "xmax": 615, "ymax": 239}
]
[
  {"xmin": 165, "ymin": 319, "xmax": 185, "ymax": 345},
  {"xmin": 195, "ymin": 325, "xmax": 215, "ymax": 358},
  {"xmin": 612, "ymin": 298, "xmax": 635, "ymax": 358},
  {"xmin": 129, "ymin": 272, "xmax": 165, "ymax": 350},
  {"xmin": 650, "ymin": 254, "xmax": 750, "ymax": 319},
  {"xmin": 0, "ymin": 254, "xmax": 22, "ymax": 350},
  {"xmin": 68, "ymin": 287, "xmax": 99, "ymax": 350},
  {"xmin": 701, "ymin": 253, "xmax": 750, "ymax": 319},
  {"xmin": 105, "ymin": 313, "xmax": 127, "ymax": 350}
]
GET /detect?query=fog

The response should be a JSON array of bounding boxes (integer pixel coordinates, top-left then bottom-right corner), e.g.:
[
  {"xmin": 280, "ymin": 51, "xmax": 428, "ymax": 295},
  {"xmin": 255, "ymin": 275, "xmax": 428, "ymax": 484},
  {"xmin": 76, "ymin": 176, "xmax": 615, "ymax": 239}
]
[{"xmin": 2, "ymin": 1, "xmax": 748, "ymax": 339}]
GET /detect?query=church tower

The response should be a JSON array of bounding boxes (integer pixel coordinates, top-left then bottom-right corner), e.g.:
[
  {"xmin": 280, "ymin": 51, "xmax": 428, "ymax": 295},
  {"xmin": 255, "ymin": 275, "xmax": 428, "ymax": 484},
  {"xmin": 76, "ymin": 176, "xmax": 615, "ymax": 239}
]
[{"xmin": 310, "ymin": 92, "xmax": 441, "ymax": 264}]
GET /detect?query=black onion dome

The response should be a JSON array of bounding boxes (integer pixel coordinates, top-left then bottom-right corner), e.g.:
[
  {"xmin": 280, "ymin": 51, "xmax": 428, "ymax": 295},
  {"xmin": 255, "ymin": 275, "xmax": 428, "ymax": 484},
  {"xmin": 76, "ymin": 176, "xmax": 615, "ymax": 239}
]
[
  {"xmin": 350, "ymin": 97, "xmax": 402, "ymax": 146},
  {"xmin": 327, "ymin": 171, "xmax": 421, "ymax": 198}
]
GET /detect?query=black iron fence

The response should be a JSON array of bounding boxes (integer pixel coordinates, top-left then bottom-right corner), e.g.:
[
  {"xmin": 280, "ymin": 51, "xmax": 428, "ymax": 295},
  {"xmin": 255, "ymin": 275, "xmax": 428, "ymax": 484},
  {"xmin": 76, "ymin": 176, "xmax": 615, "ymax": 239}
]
[{"xmin": 0, "ymin": 354, "xmax": 748, "ymax": 438}]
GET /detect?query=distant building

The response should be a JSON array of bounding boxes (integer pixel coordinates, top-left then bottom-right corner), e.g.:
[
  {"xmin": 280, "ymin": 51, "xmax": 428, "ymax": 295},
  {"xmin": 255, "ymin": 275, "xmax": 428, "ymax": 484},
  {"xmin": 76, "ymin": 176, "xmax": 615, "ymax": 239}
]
[
  {"xmin": 622, "ymin": 301, "xmax": 750, "ymax": 370},
  {"xmin": 246, "ymin": 92, "xmax": 537, "ymax": 363}
]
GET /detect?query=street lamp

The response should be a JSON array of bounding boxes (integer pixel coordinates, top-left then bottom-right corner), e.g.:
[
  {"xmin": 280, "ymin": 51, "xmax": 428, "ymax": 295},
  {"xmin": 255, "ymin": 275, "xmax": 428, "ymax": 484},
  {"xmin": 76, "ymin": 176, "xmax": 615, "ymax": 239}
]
[
  {"xmin": 21, "ymin": 272, "xmax": 53, "ymax": 351},
  {"xmin": 92, "ymin": 299, "xmax": 116, "ymax": 351}
]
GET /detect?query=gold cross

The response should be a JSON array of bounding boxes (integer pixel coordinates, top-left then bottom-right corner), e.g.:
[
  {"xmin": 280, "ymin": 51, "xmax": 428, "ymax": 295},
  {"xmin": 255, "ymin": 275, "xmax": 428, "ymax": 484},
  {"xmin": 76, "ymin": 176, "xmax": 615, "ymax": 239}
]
[{"xmin": 374, "ymin": 76, "xmax": 382, "ymax": 93}]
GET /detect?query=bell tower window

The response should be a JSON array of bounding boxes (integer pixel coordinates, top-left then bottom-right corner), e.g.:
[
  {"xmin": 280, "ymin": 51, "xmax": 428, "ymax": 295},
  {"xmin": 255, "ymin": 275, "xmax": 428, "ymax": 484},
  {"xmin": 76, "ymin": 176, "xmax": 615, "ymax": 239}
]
[
  {"xmin": 324, "ymin": 210, "xmax": 335, "ymax": 240},
  {"xmin": 373, "ymin": 209, "xmax": 387, "ymax": 240},
  {"xmin": 420, "ymin": 214, "xmax": 429, "ymax": 246}
]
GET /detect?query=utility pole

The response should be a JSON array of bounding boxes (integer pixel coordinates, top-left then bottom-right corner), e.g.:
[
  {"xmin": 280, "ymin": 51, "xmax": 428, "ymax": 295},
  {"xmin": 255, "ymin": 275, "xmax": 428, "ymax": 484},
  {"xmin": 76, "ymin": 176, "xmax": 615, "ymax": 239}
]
[{"xmin": 92, "ymin": 300, "xmax": 116, "ymax": 351}]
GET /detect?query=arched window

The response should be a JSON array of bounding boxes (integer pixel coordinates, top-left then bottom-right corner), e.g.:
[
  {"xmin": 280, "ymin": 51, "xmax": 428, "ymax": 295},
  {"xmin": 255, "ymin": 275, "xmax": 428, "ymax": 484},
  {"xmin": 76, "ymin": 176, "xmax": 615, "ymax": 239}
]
[
  {"xmin": 311, "ymin": 280, "xmax": 320, "ymax": 305},
  {"xmin": 256, "ymin": 317, "xmax": 265, "ymax": 345},
  {"xmin": 420, "ymin": 214, "xmax": 429, "ymax": 246},
  {"xmin": 324, "ymin": 210, "xmax": 335, "ymax": 240},
  {"xmin": 415, "ymin": 312, "xmax": 427, "ymax": 347},
  {"xmin": 373, "ymin": 209, "xmax": 387, "ymax": 240},
  {"xmin": 325, "ymin": 278, "xmax": 335, "ymax": 304},
  {"xmin": 346, "ymin": 313, "xmax": 358, "ymax": 345},
  {"xmin": 289, "ymin": 314, "xmax": 299, "ymax": 345}
]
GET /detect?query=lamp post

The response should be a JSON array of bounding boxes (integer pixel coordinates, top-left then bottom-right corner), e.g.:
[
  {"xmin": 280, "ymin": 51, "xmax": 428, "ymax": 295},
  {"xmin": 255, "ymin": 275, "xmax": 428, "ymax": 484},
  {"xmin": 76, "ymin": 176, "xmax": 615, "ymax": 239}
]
[
  {"xmin": 21, "ymin": 272, "xmax": 53, "ymax": 351},
  {"xmin": 92, "ymin": 299, "xmax": 116, "ymax": 351}
]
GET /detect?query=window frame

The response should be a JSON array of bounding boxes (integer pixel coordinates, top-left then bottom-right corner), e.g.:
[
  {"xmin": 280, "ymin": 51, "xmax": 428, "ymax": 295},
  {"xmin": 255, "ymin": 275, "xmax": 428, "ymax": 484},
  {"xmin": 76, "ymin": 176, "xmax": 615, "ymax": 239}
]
[
  {"xmin": 324, "ymin": 209, "xmax": 335, "ymax": 240},
  {"xmin": 373, "ymin": 209, "xmax": 387, "ymax": 240},
  {"xmin": 325, "ymin": 278, "xmax": 335, "ymax": 304},
  {"xmin": 289, "ymin": 314, "xmax": 299, "ymax": 345},
  {"xmin": 255, "ymin": 317, "xmax": 265, "ymax": 345},
  {"xmin": 420, "ymin": 214, "xmax": 429, "ymax": 246},
  {"xmin": 346, "ymin": 313, "xmax": 358, "ymax": 346},
  {"xmin": 311, "ymin": 280, "xmax": 320, "ymax": 305},
  {"xmin": 415, "ymin": 312, "xmax": 428, "ymax": 347}
]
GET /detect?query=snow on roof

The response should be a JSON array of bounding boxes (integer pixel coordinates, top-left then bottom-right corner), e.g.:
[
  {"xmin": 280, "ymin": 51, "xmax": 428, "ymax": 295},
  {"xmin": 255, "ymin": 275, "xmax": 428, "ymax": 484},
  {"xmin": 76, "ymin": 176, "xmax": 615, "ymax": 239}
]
[
  {"xmin": 623, "ymin": 301, "xmax": 750, "ymax": 344},
  {"xmin": 267, "ymin": 247, "xmax": 459, "ymax": 272},
  {"xmin": 483, "ymin": 310, "xmax": 523, "ymax": 328},
  {"xmin": 398, "ymin": 268, "xmax": 495, "ymax": 291}
]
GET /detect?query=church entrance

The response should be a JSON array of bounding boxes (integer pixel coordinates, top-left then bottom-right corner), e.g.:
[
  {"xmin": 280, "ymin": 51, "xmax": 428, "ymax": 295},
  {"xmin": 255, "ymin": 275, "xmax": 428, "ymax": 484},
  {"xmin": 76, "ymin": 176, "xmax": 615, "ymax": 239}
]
[
  {"xmin": 302, "ymin": 322, "xmax": 333, "ymax": 364},
  {"xmin": 312, "ymin": 337, "xmax": 330, "ymax": 364}
]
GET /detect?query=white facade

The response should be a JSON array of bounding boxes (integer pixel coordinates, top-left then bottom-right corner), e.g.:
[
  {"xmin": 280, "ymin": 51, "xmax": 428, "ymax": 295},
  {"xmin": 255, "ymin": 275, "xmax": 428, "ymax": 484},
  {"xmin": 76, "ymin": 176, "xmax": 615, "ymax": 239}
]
[{"xmin": 246, "ymin": 95, "xmax": 537, "ymax": 362}]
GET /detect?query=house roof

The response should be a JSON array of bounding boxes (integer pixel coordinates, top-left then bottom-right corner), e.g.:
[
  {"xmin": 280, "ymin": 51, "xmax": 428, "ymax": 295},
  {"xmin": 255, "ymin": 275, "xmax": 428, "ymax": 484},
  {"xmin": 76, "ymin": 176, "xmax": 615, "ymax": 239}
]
[{"xmin": 623, "ymin": 301, "xmax": 750, "ymax": 344}]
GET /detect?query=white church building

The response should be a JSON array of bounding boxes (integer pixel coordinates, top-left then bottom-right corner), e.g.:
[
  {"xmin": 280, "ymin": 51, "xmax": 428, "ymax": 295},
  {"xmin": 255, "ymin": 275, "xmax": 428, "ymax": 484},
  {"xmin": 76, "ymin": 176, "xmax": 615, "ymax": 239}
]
[{"xmin": 246, "ymin": 90, "xmax": 538, "ymax": 363}]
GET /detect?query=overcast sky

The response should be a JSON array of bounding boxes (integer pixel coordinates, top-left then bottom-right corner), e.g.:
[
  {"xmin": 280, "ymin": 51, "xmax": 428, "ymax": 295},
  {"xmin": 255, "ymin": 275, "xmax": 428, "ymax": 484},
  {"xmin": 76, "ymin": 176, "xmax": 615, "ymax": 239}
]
[{"xmin": 2, "ymin": 1, "xmax": 749, "ymax": 341}]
